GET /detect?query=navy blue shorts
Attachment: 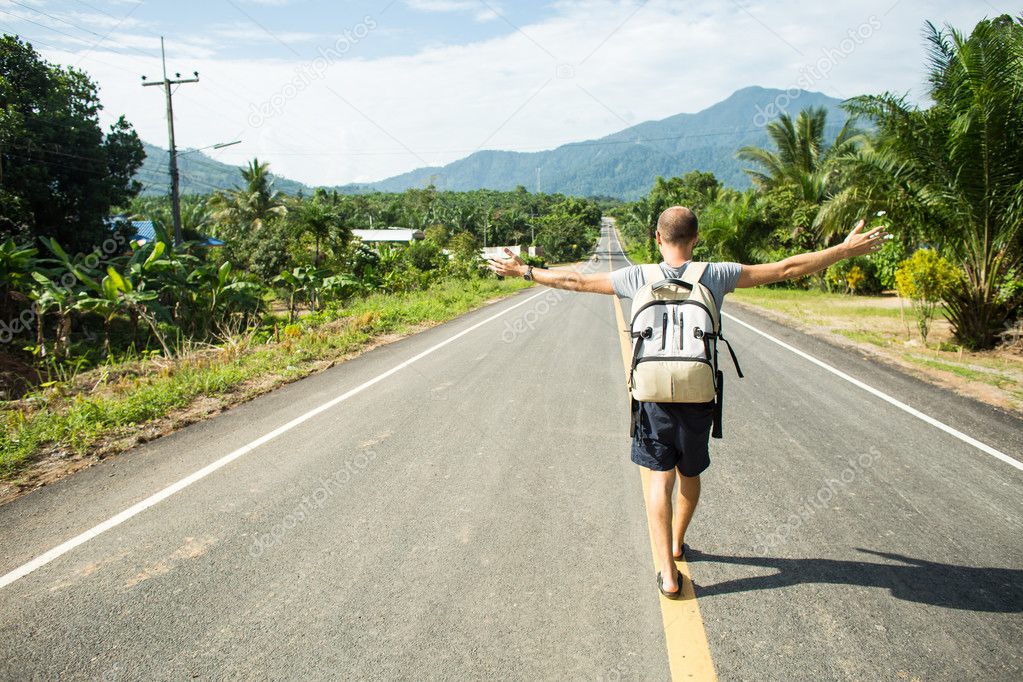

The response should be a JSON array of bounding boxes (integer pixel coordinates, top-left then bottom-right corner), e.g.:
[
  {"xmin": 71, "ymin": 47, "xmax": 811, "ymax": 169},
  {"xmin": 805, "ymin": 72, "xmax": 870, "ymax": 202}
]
[{"xmin": 631, "ymin": 401, "xmax": 715, "ymax": 476}]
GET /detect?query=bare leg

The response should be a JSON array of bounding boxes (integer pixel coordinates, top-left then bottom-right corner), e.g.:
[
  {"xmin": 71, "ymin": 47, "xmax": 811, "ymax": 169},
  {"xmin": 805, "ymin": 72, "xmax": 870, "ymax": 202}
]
[
  {"xmin": 646, "ymin": 468, "xmax": 678, "ymax": 591},
  {"xmin": 672, "ymin": 473, "xmax": 701, "ymax": 559}
]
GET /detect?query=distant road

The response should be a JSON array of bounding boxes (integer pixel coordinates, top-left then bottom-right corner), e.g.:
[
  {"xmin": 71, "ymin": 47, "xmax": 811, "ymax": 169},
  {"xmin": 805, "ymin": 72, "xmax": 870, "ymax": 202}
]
[{"xmin": 1, "ymin": 227, "xmax": 1020, "ymax": 680}]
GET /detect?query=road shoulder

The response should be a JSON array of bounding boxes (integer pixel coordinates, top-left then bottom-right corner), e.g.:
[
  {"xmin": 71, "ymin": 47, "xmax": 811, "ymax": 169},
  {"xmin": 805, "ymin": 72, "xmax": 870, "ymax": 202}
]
[{"xmin": 723, "ymin": 299, "xmax": 1023, "ymax": 464}]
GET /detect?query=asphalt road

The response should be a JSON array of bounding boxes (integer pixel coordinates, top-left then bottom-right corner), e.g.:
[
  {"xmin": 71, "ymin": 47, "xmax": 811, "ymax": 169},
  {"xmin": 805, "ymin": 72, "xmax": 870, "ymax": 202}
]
[{"xmin": 0, "ymin": 227, "xmax": 1020, "ymax": 680}]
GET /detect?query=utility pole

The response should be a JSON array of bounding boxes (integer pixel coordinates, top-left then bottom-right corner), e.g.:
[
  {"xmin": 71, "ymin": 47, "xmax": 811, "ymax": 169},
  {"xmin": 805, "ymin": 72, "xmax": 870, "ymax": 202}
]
[{"xmin": 142, "ymin": 37, "xmax": 198, "ymax": 248}]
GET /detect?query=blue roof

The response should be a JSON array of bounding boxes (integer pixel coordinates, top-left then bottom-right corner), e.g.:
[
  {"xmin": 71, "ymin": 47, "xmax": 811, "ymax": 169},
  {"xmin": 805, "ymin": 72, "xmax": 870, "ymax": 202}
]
[
  {"xmin": 131, "ymin": 220, "xmax": 157, "ymax": 242},
  {"xmin": 107, "ymin": 217, "xmax": 224, "ymax": 247}
]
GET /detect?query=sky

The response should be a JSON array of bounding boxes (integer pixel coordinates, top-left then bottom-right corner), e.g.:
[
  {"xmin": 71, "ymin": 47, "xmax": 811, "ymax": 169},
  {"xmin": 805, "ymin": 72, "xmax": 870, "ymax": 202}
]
[{"xmin": 0, "ymin": 0, "xmax": 1012, "ymax": 187}]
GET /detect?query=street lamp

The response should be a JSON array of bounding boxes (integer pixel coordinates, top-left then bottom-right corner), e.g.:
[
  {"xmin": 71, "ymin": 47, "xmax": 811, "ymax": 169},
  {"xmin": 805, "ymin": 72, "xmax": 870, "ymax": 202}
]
[{"xmin": 178, "ymin": 140, "xmax": 241, "ymax": 157}]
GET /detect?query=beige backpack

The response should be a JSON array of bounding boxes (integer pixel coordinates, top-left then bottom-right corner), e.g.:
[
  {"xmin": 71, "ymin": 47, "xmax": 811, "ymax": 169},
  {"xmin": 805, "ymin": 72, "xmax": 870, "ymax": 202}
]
[{"xmin": 627, "ymin": 262, "xmax": 743, "ymax": 437}]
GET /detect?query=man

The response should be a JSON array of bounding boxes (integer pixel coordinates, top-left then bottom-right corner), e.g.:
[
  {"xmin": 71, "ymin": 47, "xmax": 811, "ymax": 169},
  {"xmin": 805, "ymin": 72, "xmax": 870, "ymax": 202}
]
[{"xmin": 487, "ymin": 206, "xmax": 888, "ymax": 597}]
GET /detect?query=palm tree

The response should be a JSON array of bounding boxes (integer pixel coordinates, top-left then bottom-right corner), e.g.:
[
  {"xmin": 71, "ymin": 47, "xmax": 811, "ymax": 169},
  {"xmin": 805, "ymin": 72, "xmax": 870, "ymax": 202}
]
[
  {"xmin": 288, "ymin": 197, "xmax": 349, "ymax": 265},
  {"xmin": 697, "ymin": 189, "xmax": 771, "ymax": 264},
  {"xmin": 738, "ymin": 107, "xmax": 862, "ymax": 204},
  {"xmin": 819, "ymin": 15, "xmax": 1023, "ymax": 349},
  {"xmin": 209, "ymin": 158, "xmax": 288, "ymax": 234}
]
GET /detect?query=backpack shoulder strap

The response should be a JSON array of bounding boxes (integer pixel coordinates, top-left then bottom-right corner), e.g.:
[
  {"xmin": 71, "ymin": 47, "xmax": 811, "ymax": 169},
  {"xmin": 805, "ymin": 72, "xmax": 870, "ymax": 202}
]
[
  {"xmin": 640, "ymin": 263, "xmax": 663, "ymax": 285},
  {"xmin": 681, "ymin": 261, "xmax": 708, "ymax": 287}
]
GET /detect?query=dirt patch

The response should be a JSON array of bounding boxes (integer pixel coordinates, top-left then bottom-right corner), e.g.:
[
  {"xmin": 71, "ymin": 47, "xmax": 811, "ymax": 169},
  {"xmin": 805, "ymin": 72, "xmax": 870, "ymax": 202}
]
[
  {"xmin": 125, "ymin": 535, "xmax": 218, "ymax": 589},
  {"xmin": 0, "ymin": 350, "xmax": 40, "ymax": 399}
]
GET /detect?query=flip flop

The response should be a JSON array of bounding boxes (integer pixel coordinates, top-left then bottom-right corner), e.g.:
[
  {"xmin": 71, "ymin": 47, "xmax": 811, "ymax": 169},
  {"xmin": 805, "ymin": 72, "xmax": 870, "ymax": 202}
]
[
  {"xmin": 656, "ymin": 571, "xmax": 682, "ymax": 599},
  {"xmin": 673, "ymin": 543, "xmax": 689, "ymax": 561}
]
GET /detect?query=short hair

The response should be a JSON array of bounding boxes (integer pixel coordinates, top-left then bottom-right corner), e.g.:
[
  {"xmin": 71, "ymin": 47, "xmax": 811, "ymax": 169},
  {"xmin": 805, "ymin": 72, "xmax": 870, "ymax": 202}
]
[{"xmin": 657, "ymin": 206, "xmax": 699, "ymax": 245}]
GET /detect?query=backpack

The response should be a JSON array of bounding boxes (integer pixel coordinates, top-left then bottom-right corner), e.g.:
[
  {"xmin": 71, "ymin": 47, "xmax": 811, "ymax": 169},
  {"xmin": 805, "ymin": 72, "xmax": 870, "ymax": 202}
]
[{"xmin": 627, "ymin": 262, "xmax": 743, "ymax": 438}]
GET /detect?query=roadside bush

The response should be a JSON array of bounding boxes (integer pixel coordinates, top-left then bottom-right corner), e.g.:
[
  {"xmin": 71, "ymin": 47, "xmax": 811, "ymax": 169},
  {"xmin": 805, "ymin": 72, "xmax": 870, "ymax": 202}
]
[
  {"xmin": 895, "ymin": 249, "xmax": 960, "ymax": 343},
  {"xmin": 825, "ymin": 257, "xmax": 882, "ymax": 295},
  {"xmin": 404, "ymin": 240, "xmax": 446, "ymax": 272},
  {"xmin": 447, "ymin": 232, "xmax": 483, "ymax": 280},
  {"xmin": 423, "ymin": 224, "xmax": 450, "ymax": 247},
  {"xmin": 521, "ymin": 254, "xmax": 546, "ymax": 269},
  {"xmin": 871, "ymin": 236, "xmax": 908, "ymax": 291}
]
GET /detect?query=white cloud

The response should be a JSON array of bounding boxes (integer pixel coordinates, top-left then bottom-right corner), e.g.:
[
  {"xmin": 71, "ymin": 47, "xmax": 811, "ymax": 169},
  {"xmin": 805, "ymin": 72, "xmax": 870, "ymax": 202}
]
[
  {"xmin": 32, "ymin": 0, "xmax": 1021, "ymax": 187},
  {"xmin": 203, "ymin": 22, "xmax": 322, "ymax": 45},
  {"xmin": 405, "ymin": 0, "xmax": 502, "ymax": 23}
]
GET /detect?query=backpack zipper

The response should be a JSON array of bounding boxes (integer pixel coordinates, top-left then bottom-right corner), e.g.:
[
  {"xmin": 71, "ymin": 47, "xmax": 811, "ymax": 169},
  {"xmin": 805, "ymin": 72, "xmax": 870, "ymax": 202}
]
[
  {"xmin": 677, "ymin": 308, "xmax": 683, "ymax": 350},
  {"xmin": 635, "ymin": 356, "xmax": 712, "ymax": 366},
  {"xmin": 661, "ymin": 313, "xmax": 667, "ymax": 350}
]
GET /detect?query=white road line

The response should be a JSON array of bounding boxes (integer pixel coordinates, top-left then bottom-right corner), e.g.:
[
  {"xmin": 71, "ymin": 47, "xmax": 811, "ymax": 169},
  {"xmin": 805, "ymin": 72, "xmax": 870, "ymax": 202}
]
[
  {"xmin": 606, "ymin": 224, "xmax": 1021, "ymax": 473},
  {"xmin": 0, "ymin": 288, "xmax": 551, "ymax": 590},
  {"xmin": 721, "ymin": 312, "xmax": 1022, "ymax": 472}
]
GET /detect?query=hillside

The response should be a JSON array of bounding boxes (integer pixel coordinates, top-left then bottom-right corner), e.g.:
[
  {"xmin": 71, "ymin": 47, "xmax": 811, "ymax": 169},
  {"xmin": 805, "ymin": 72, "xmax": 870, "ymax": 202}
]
[
  {"xmin": 134, "ymin": 87, "xmax": 848, "ymax": 200},
  {"xmin": 341, "ymin": 86, "xmax": 848, "ymax": 198},
  {"xmin": 136, "ymin": 142, "xmax": 310, "ymax": 197}
]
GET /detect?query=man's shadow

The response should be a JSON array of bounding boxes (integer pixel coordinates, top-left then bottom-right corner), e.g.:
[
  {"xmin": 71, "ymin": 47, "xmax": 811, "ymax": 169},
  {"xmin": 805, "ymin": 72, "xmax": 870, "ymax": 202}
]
[{"xmin": 687, "ymin": 548, "xmax": 1023, "ymax": 613}]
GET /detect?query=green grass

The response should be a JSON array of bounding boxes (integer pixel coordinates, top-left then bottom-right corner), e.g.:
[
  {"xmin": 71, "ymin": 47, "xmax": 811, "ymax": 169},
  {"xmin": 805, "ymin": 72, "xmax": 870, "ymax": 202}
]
[
  {"xmin": 834, "ymin": 329, "xmax": 893, "ymax": 347},
  {"xmin": 730, "ymin": 287, "xmax": 911, "ymax": 319},
  {"xmin": 901, "ymin": 354, "xmax": 1018, "ymax": 390},
  {"xmin": 0, "ymin": 277, "xmax": 530, "ymax": 480}
]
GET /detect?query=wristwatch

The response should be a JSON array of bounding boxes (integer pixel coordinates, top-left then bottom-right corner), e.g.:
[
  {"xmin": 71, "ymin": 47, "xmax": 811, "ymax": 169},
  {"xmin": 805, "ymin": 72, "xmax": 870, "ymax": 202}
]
[{"xmin": 523, "ymin": 265, "xmax": 534, "ymax": 281}]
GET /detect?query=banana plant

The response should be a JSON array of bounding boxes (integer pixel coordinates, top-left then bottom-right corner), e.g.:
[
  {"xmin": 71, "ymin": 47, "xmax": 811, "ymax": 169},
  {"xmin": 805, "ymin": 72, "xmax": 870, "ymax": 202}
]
[
  {"xmin": 0, "ymin": 238, "xmax": 38, "ymax": 290},
  {"xmin": 185, "ymin": 260, "xmax": 266, "ymax": 338},
  {"xmin": 0, "ymin": 238, "xmax": 40, "ymax": 331},
  {"xmin": 78, "ymin": 264, "xmax": 170, "ymax": 357},
  {"xmin": 26, "ymin": 271, "xmax": 80, "ymax": 359},
  {"xmin": 273, "ymin": 266, "xmax": 325, "ymax": 322},
  {"xmin": 321, "ymin": 274, "xmax": 364, "ymax": 302},
  {"xmin": 37, "ymin": 237, "xmax": 101, "ymax": 293}
]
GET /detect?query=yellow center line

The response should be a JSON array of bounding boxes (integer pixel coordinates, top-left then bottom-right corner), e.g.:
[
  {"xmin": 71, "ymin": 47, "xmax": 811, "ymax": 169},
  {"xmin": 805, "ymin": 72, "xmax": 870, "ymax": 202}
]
[{"xmin": 608, "ymin": 228, "xmax": 717, "ymax": 681}]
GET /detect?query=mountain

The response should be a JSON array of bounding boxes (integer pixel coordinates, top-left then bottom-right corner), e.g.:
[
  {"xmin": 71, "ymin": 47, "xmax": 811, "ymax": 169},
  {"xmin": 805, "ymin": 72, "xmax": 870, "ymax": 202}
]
[
  {"xmin": 339, "ymin": 86, "xmax": 849, "ymax": 199},
  {"xmin": 134, "ymin": 87, "xmax": 849, "ymax": 200},
  {"xmin": 136, "ymin": 141, "xmax": 311, "ymax": 197}
]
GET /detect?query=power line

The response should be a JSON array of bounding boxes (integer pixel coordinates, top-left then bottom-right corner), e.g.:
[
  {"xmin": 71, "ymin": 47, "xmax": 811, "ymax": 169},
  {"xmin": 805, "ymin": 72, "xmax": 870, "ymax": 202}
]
[
  {"xmin": 0, "ymin": 5, "xmax": 157, "ymax": 59},
  {"xmin": 68, "ymin": 0, "xmax": 120, "ymax": 20},
  {"xmin": 0, "ymin": 8, "xmax": 97, "ymax": 45},
  {"xmin": 6, "ymin": 0, "xmax": 116, "ymax": 41}
]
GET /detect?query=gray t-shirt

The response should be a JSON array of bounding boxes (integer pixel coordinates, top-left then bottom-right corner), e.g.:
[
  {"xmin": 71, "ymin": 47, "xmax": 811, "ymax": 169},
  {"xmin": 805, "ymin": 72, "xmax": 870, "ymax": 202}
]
[{"xmin": 611, "ymin": 260, "xmax": 742, "ymax": 313}]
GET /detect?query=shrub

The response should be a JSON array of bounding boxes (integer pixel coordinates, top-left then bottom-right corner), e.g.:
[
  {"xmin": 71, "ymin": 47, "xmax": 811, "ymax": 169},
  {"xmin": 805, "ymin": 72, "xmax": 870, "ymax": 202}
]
[
  {"xmin": 894, "ymin": 249, "xmax": 960, "ymax": 343},
  {"xmin": 825, "ymin": 257, "xmax": 882, "ymax": 295},
  {"xmin": 404, "ymin": 240, "xmax": 445, "ymax": 272},
  {"xmin": 447, "ymin": 232, "xmax": 483, "ymax": 280},
  {"xmin": 871, "ymin": 236, "xmax": 907, "ymax": 291}
]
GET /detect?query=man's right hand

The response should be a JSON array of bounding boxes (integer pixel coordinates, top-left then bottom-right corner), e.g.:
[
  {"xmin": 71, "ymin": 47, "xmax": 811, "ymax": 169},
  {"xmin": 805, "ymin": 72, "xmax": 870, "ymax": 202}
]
[
  {"xmin": 486, "ymin": 248, "xmax": 527, "ymax": 278},
  {"xmin": 841, "ymin": 219, "xmax": 890, "ymax": 257}
]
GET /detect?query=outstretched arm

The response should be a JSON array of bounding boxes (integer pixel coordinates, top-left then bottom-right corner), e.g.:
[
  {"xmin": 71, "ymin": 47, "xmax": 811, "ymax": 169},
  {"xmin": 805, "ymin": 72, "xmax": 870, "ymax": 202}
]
[
  {"xmin": 486, "ymin": 249, "xmax": 615, "ymax": 295},
  {"xmin": 736, "ymin": 219, "xmax": 889, "ymax": 288}
]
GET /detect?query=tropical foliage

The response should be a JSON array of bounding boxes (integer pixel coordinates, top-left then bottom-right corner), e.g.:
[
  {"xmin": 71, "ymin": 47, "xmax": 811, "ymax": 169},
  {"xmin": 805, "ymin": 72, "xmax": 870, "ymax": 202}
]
[
  {"xmin": 613, "ymin": 14, "xmax": 1023, "ymax": 350},
  {"xmin": 0, "ymin": 108, "xmax": 601, "ymax": 398}
]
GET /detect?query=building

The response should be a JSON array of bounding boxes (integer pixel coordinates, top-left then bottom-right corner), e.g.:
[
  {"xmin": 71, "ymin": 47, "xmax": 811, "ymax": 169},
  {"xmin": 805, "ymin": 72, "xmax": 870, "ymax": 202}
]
[
  {"xmin": 480, "ymin": 245, "xmax": 544, "ymax": 260},
  {"xmin": 107, "ymin": 217, "xmax": 224, "ymax": 247},
  {"xmin": 352, "ymin": 228, "xmax": 425, "ymax": 244}
]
